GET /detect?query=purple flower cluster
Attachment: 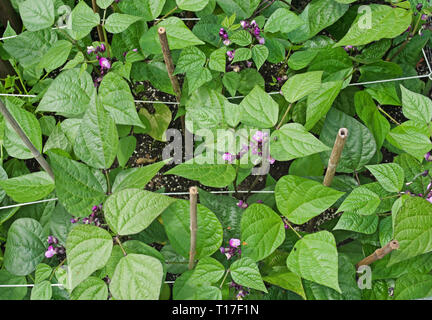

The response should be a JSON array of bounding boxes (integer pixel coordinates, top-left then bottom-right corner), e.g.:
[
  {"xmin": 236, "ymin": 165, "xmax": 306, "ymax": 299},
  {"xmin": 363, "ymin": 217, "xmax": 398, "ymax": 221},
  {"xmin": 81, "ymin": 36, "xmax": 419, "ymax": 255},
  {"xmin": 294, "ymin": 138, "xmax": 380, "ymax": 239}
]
[
  {"xmin": 219, "ymin": 28, "xmax": 231, "ymax": 46},
  {"xmin": 45, "ymin": 236, "xmax": 65, "ymax": 258},
  {"xmin": 221, "ymin": 130, "xmax": 275, "ymax": 165},
  {"xmin": 70, "ymin": 204, "xmax": 103, "ymax": 227},
  {"xmin": 240, "ymin": 20, "xmax": 265, "ymax": 44},
  {"xmin": 229, "ymin": 281, "xmax": 250, "ymax": 300},
  {"xmin": 87, "ymin": 43, "xmax": 106, "ymax": 55},
  {"xmin": 227, "ymin": 49, "xmax": 235, "ymax": 61},
  {"xmin": 425, "ymin": 152, "xmax": 432, "ymax": 162},
  {"xmin": 220, "ymin": 238, "xmax": 242, "ymax": 260},
  {"xmin": 122, "ymin": 48, "xmax": 138, "ymax": 57},
  {"xmin": 236, "ymin": 200, "xmax": 248, "ymax": 209}
]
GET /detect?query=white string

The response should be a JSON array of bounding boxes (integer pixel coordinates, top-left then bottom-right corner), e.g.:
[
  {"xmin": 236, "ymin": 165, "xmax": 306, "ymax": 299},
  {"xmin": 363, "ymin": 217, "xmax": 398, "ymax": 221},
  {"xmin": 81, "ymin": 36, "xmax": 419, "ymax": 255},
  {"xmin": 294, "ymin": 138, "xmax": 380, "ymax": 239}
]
[
  {"xmin": 0, "ymin": 284, "xmax": 64, "ymax": 288},
  {"xmin": 0, "ymin": 26, "xmax": 68, "ymax": 41},
  {"xmin": 347, "ymin": 74, "xmax": 430, "ymax": 87},
  {"xmin": 0, "ymin": 198, "xmax": 58, "ymax": 210}
]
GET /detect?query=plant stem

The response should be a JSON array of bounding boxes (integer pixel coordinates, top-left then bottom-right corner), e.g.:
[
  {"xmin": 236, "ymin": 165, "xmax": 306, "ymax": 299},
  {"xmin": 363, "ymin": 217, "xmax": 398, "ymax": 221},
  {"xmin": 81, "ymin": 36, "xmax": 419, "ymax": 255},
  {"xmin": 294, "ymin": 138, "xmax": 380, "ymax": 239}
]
[
  {"xmin": 233, "ymin": 159, "xmax": 240, "ymax": 196},
  {"xmin": 91, "ymin": 0, "xmax": 105, "ymax": 43},
  {"xmin": 387, "ymin": 14, "xmax": 422, "ymax": 62},
  {"xmin": 101, "ymin": 9, "xmax": 111, "ymax": 58},
  {"xmin": 377, "ymin": 105, "xmax": 400, "ymax": 125},
  {"xmin": 283, "ymin": 217, "xmax": 302, "ymax": 239},
  {"xmin": 49, "ymin": 258, "xmax": 66, "ymax": 281},
  {"xmin": 155, "ymin": 6, "xmax": 178, "ymax": 25},
  {"xmin": 115, "ymin": 236, "xmax": 127, "ymax": 256},
  {"xmin": 275, "ymin": 103, "xmax": 293, "ymax": 130},
  {"xmin": 11, "ymin": 61, "xmax": 28, "ymax": 95},
  {"xmin": 104, "ymin": 169, "xmax": 111, "ymax": 194},
  {"xmin": 219, "ymin": 269, "xmax": 230, "ymax": 289}
]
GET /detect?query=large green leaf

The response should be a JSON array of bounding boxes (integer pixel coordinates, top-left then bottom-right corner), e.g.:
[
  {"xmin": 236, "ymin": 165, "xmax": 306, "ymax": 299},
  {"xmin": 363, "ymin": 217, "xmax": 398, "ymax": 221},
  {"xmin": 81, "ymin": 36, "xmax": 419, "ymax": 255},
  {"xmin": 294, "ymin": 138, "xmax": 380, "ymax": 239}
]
[
  {"xmin": 386, "ymin": 120, "xmax": 432, "ymax": 161},
  {"xmin": 112, "ymin": 160, "xmax": 167, "ymax": 192},
  {"xmin": 71, "ymin": 276, "xmax": 108, "ymax": 300},
  {"xmin": 98, "ymin": 72, "xmax": 145, "ymax": 128},
  {"xmin": 37, "ymin": 69, "xmax": 96, "ymax": 117},
  {"xmin": 264, "ymin": 8, "xmax": 304, "ymax": 33},
  {"xmin": 48, "ymin": 152, "xmax": 107, "ymax": 217},
  {"xmin": 19, "ymin": 0, "xmax": 54, "ymax": 31},
  {"xmin": 286, "ymin": 231, "xmax": 340, "ymax": 292},
  {"xmin": 30, "ymin": 280, "xmax": 52, "ymax": 300},
  {"xmin": 275, "ymin": 175, "xmax": 344, "ymax": 224},
  {"xmin": 69, "ymin": 1, "xmax": 100, "ymax": 40},
  {"xmin": 104, "ymin": 188, "xmax": 175, "ymax": 235},
  {"xmin": 270, "ymin": 123, "xmax": 331, "ymax": 161},
  {"xmin": 333, "ymin": 211, "xmax": 378, "ymax": 234},
  {"xmin": 74, "ymin": 101, "xmax": 119, "ymax": 169},
  {"xmin": 162, "ymin": 200, "xmax": 223, "ymax": 259},
  {"xmin": 320, "ymin": 108, "xmax": 376, "ymax": 173},
  {"xmin": 4, "ymin": 218, "xmax": 46, "ymax": 276},
  {"xmin": 366, "ymin": 163, "xmax": 404, "ymax": 193},
  {"xmin": 176, "ymin": 0, "xmax": 209, "ymax": 11},
  {"xmin": 66, "ymin": 225, "xmax": 113, "ymax": 290},
  {"xmin": 230, "ymin": 257, "xmax": 267, "ymax": 292},
  {"xmin": 216, "ymin": 0, "xmax": 260, "ymax": 19},
  {"xmin": 139, "ymin": 103, "xmax": 171, "ymax": 141},
  {"xmin": 105, "ymin": 13, "xmax": 142, "ymax": 34},
  {"xmin": 394, "ymin": 274, "xmax": 432, "ymax": 300},
  {"xmin": 389, "ymin": 196, "xmax": 432, "ymax": 266},
  {"xmin": 336, "ymin": 4, "xmax": 412, "ymax": 47},
  {"xmin": 0, "ymin": 171, "xmax": 54, "ymax": 203},
  {"xmin": 241, "ymin": 204, "xmax": 285, "ymax": 262},
  {"xmin": 38, "ymin": 40, "xmax": 72, "ymax": 73},
  {"xmin": 4, "ymin": 99, "xmax": 42, "ymax": 160},
  {"xmin": 174, "ymin": 46, "xmax": 206, "ymax": 75},
  {"xmin": 0, "ymin": 270, "xmax": 27, "ymax": 300},
  {"xmin": 337, "ymin": 186, "xmax": 381, "ymax": 216},
  {"xmin": 281, "ymin": 71, "xmax": 322, "ymax": 103},
  {"xmin": 188, "ymin": 257, "xmax": 225, "ymax": 285},
  {"xmin": 110, "ymin": 254, "xmax": 163, "ymax": 300},
  {"xmin": 400, "ymin": 85, "xmax": 432, "ymax": 124},
  {"xmin": 239, "ymin": 85, "xmax": 279, "ymax": 128},
  {"xmin": 118, "ymin": 0, "xmax": 166, "ymax": 21},
  {"xmin": 262, "ymin": 267, "xmax": 306, "ymax": 299}
]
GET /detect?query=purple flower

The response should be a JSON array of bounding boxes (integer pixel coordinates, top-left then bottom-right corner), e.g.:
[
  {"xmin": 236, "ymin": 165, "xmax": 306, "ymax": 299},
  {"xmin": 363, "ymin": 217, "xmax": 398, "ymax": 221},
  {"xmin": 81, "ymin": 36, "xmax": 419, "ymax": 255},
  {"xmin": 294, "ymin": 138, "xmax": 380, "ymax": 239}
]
[
  {"xmin": 422, "ymin": 14, "xmax": 428, "ymax": 21},
  {"xmin": 252, "ymin": 130, "xmax": 267, "ymax": 143},
  {"xmin": 257, "ymin": 37, "xmax": 265, "ymax": 45},
  {"xmin": 47, "ymin": 236, "xmax": 58, "ymax": 245},
  {"xmin": 70, "ymin": 217, "xmax": 78, "ymax": 223},
  {"xmin": 256, "ymin": 200, "xmax": 263, "ymax": 204},
  {"xmin": 246, "ymin": 61, "xmax": 253, "ymax": 68},
  {"xmin": 82, "ymin": 217, "xmax": 90, "ymax": 224},
  {"xmin": 422, "ymin": 170, "xmax": 429, "ymax": 177},
  {"xmin": 240, "ymin": 20, "xmax": 249, "ymax": 29},
  {"xmin": 229, "ymin": 238, "xmax": 241, "ymax": 248},
  {"xmin": 253, "ymin": 27, "xmax": 261, "ymax": 36},
  {"xmin": 250, "ymin": 20, "xmax": 257, "ymax": 28},
  {"xmin": 220, "ymin": 247, "xmax": 226, "ymax": 254},
  {"xmin": 92, "ymin": 205, "xmax": 98, "ymax": 211},
  {"xmin": 425, "ymin": 152, "xmax": 432, "ymax": 161},
  {"xmin": 268, "ymin": 156, "xmax": 275, "ymax": 165},
  {"xmin": 222, "ymin": 152, "xmax": 234, "ymax": 163},
  {"xmin": 45, "ymin": 246, "xmax": 56, "ymax": 258},
  {"xmin": 98, "ymin": 57, "xmax": 111, "ymax": 69},
  {"xmin": 344, "ymin": 45, "xmax": 353, "ymax": 52},
  {"xmin": 227, "ymin": 50, "xmax": 235, "ymax": 61},
  {"xmin": 236, "ymin": 200, "xmax": 248, "ymax": 209},
  {"xmin": 417, "ymin": 3, "xmax": 423, "ymax": 11},
  {"xmin": 428, "ymin": 196, "xmax": 432, "ymax": 204},
  {"xmin": 223, "ymin": 39, "xmax": 231, "ymax": 46},
  {"xmin": 87, "ymin": 46, "xmax": 95, "ymax": 54},
  {"xmin": 132, "ymin": 48, "xmax": 138, "ymax": 52},
  {"xmin": 99, "ymin": 43, "xmax": 106, "ymax": 52}
]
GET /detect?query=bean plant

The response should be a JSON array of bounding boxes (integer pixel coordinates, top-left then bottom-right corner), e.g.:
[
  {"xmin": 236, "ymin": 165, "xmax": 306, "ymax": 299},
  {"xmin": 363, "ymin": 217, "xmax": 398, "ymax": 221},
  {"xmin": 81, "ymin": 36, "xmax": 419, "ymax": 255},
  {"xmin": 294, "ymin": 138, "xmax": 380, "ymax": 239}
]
[{"xmin": 0, "ymin": 0, "xmax": 432, "ymax": 301}]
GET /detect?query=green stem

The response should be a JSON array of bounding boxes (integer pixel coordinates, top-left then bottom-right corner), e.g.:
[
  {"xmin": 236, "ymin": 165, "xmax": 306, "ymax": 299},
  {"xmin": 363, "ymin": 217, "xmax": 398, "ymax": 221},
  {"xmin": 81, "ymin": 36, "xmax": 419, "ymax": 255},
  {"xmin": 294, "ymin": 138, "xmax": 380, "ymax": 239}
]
[
  {"xmin": 155, "ymin": 6, "xmax": 178, "ymax": 25},
  {"xmin": 104, "ymin": 170, "xmax": 111, "ymax": 194},
  {"xmin": 11, "ymin": 61, "xmax": 28, "ymax": 95},
  {"xmin": 115, "ymin": 237, "xmax": 127, "ymax": 256},
  {"xmin": 377, "ymin": 105, "xmax": 400, "ymax": 125},
  {"xmin": 275, "ymin": 103, "xmax": 293, "ymax": 130},
  {"xmin": 284, "ymin": 218, "xmax": 302, "ymax": 239},
  {"xmin": 219, "ymin": 269, "xmax": 230, "ymax": 289},
  {"xmin": 49, "ymin": 258, "xmax": 66, "ymax": 281}
]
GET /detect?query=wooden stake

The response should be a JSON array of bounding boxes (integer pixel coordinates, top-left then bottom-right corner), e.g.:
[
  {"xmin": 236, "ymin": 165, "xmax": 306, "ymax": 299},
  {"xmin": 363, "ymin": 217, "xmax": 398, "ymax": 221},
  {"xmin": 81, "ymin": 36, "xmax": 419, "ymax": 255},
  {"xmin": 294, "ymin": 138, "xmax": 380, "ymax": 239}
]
[
  {"xmin": 356, "ymin": 240, "xmax": 399, "ymax": 269},
  {"xmin": 0, "ymin": 99, "xmax": 55, "ymax": 180},
  {"xmin": 157, "ymin": 27, "xmax": 185, "ymax": 133},
  {"xmin": 306, "ymin": 128, "xmax": 348, "ymax": 232},
  {"xmin": 188, "ymin": 186, "xmax": 198, "ymax": 270}
]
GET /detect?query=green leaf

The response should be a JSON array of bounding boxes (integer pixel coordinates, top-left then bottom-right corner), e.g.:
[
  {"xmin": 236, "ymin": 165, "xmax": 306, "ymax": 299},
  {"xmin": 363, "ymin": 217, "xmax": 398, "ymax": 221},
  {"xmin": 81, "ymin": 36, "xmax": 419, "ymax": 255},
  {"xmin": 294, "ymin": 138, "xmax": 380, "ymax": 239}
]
[
  {"xmin": 270, "ymin": 123, "xmax": 331, "ymax": 161},
  {"xmin": 186, "ymin": 67, "xmax": 212, "ymax": 94},
  {"xmin": 281, "ymin": 71, "xmax": 322, "ymax": 103},
  {"xmin": 209, "ymin": 47, "xmax": 227, "ymax": 72},
  {"xmin": 111, "ymin": 160, "xmax": 167, "ymax": 192},
  {"xmin": 0, "ymin": 171, "xmax": 54, "ymax": 203},
  {"xmin": 37, "ymin": 69, "xmax": 97, "ymax": 117},
  {"xmin": 287, "ymin": 0, "xmax": 349, "ymax": 43},
  {"xmin": 222, "ymin": 72, "xmax": 240, "ymax": 97},
  {"xmin": 394, "ymin": 274, "xmax": 432, "ymax": 300},
  {"xmin": 251, "ymin": 45, "xmax": 268, "ymax": 71},
  {"xmin": 386, "ymin": 120, "xmax": 432, "ymax": 161},
  {"xmin": 232, "ymin": 48, "xmax": 252, "ymax": 63},
  {"xmin": 38, "ymin": 40, "xmax": 72, "ymax": 73},
  {"xmin": 105, "ymin": 13, "xmax": 142, "ymax": 34},
  {"xmin": 239, "ymin": 85, "xmax": 279, "ymax": 128},
  {"xmin": 97, "ymin": 0, "xmax": 114, "ymax": 9},
  {"xmin": 71, "ymin": 276, "xmax": 108, "ymax": 300},
  {"xmin": 189, "ymin": 257, "xmax": 225, "ymax": 285},
  {"xmin": 400, "ymin": 85, "xmax": 432, "ymax": 124},
  {"xmin": 69, "ymin": 1, "xmax": 100, "ymax": 40},
  {"xmin": 118, "ymin": 0, "xmax": 166, "ymax": 21},
  {"xmin": 104, "ymin": 188, "xmax": 175, "ymax": 235},
  {"xmin": 99, "ymin": 72, "xmax": 145, "ymax": 128},
  {"xmin": 74, "ymin": 101, "xmax": 119, "ymax": 169},
  {"xmin": 139, "ymin": 104, "xmax": 171, "ymax": 141},
  {"xmin": 338, "ymin": 186, "xmax": 381, "ymax": 216},
  {"xmin": 264, "ymin": 8, "xmax": 304, "ymax": 33},
  {"xmin": 286, "ymin": 231, "xmax": 340, "ymax": 292},
  {"xmin": 30, "ymin": 280, "xmax": 52, "ymax": 300},
  {"xmin": 166, "ymin": 161, "xmax": 236, "ymax": 188},
  {"xmin": 333, "ymin": 211, "xmax": 378, "ymax": 234},
  {"xmin": 110, "ymin": 254, "xmax": 163, "ymax": 300},
  {"xmin": 230, "ymin": 30, "xmax": 252, "ymax": 46},
  {"xmin": 262, "ymin": 267, "xmax": 306, "ymax": 299},
  {"xmin": 50, "ymin": 204, "xmax": 75, "ymax": 246},
  {"xmin": 230, "ymin": 257, "xmax": 267, "ymax": 292},
  {"xmin": 0, "ymin": 270, "xmax": 27, "ymax": 300},
  {"xmin": 320, "ymin": 108, "xmax": 377, "ymax": 173},
  {"xmin": 174, "ymin": 46, "xmax": 206, "ymax": 75},
  {"xmin": 241, "ymin": 204, "xmax": 285, "ymax": 262},
  {"xmin": 19, "ymin": 0, "xmax": 54, "ymax": 31},
  {"xmin": 66, "ymin": 225, "xmax": 113, "ymax": 290},
  {"xmin": 35, "ymin": 263, "xmax": 52, "ymax": 283},
  {"xmin": 162, "ymin": 200, "xmax": 223, "ymax": 259},
  {"xmin": 48, "ymin": 152, "xmax": 107, "ymax": 217},
  {"xmin": 305, "ymin": 80, "xmax": 343, "ymax": 131},
  {"xmin": 275, "ymin": 175, "xmax": 344, "ymax": 224},
  {"xmin": 288, "ymin": 50, "xmax": 318, "ymax": 71},
  {"xmin": 366, "ymin": 163, "xmax": 404, "ymax": 193},
  {"xmin": 176, "ymin": 0, "xmax": 209, "ymax": 11},
  {"xmin": 4, "ymin": 218, "xmax": 46, "ymax": 276},
  {"xmin": 354, "ymin": 90, "xmax": 390, "ymax": 149},
  {"xmin": 336, "ymin": 4, "xmax": 412, "ymax": 47},
  {"xmin": 389, "ymin": 196, "xmax": 432, "ymax": 266},
  {"xmin": 117, "ymin": 136, "xmax": 136, "ymax": 167},
  {"xmin": 4, "ymin": 100, "xmax": 42, "ymax": 160},
  {"xmin": 140, "ymin": 17, "xmax": 204, "ymax": 55}
]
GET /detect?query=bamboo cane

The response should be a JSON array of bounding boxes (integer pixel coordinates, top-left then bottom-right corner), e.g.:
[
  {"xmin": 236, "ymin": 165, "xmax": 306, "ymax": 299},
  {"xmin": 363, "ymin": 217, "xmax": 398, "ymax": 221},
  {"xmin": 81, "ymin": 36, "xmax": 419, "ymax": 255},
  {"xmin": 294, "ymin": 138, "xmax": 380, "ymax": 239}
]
[
  {"xmin": 356, "ymin": 240, "xmax": 399, "ymax": 269},
  {"xmin": 188, "ymin": 186, "xmax": 198, "ymax": 270}
]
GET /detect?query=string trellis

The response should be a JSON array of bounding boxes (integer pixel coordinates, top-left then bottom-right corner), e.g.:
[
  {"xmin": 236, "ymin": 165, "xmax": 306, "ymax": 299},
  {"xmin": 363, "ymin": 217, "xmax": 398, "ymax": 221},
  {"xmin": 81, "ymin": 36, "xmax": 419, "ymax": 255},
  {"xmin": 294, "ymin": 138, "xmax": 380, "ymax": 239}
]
[{"xmin": 0, "ymin": 17, "xmax": 432, "ymax": 291}]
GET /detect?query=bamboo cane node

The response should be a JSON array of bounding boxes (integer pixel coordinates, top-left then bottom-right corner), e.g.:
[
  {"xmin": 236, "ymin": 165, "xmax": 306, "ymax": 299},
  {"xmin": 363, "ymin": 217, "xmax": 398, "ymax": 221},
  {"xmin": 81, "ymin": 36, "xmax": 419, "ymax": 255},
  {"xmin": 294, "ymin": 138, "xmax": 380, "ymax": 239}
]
[
  {"xmin": 158, "ymin": 27, "xmax": 166, "ymax": 35},
  {"xmin": 338, "ymin": 128, "xmax": 349, "ymax": 138}
]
